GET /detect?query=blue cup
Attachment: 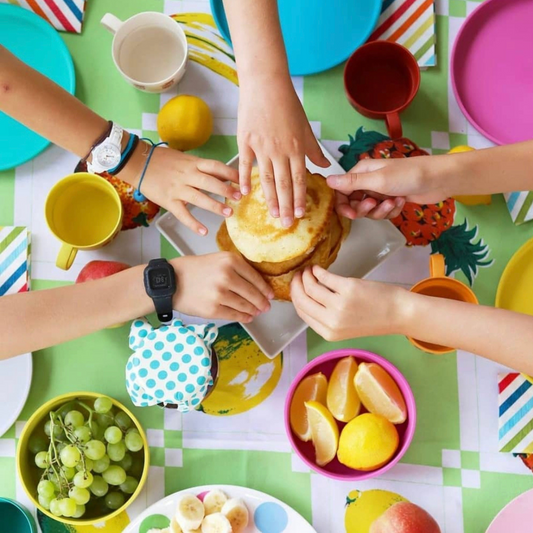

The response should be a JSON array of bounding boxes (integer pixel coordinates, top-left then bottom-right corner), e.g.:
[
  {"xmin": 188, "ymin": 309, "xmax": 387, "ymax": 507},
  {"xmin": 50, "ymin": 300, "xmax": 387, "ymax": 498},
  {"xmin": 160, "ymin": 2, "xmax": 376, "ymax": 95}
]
[{"xmin": 0, "ymin": 498, "xmax": 37, "ymax": 533}]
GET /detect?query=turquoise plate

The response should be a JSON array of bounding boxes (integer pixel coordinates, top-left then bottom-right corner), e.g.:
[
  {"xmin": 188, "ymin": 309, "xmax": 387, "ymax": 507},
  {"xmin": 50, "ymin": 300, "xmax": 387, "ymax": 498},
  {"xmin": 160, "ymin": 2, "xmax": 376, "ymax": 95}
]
[
  {"xmin": 210, "ymin": 0, "xmax": 382, "ymax": 76},
  {"xmin": 0, "ymin": 4, "xmax": 75, "ymax": 171}
]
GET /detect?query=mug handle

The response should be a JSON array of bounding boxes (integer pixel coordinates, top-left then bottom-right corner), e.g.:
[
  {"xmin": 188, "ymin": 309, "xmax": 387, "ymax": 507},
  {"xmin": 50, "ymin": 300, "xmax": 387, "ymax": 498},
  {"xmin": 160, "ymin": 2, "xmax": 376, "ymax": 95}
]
[
  {"xmin": 385, "ymin": 112, "xmax": 402, "ymax": 139},
  {"xmin": 56, "ymin": 244, "xmax": 77, "ymax": 271},
  {"xmin": 101, "ymin": 13, "xmax": 123, "ymax": 34},
  {"xmin": 429, "ymin": 254, "xmax": 446, "ymax": 278}
]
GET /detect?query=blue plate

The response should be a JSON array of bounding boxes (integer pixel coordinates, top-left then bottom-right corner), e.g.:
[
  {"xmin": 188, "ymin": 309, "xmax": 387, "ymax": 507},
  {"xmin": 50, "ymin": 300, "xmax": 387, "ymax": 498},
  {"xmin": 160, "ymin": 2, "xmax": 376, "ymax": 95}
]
[
  {"xmin": 210, "ymin": 0, "xmax": 381, "ymax": 76},
  {"xmin": 0, "ymin": 4, "xmax": 75, "ymax": 171}
]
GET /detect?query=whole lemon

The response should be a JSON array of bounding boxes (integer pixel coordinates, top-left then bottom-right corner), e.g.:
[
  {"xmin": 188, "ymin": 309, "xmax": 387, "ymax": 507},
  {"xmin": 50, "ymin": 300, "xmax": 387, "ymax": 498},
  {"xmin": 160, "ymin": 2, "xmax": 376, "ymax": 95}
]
[
  {"xmin": 338, "ymin": 413, "xmax": 399, "ymax": 471},
  {"xmin": 157, "ymin": 95, "xmax": 213, "ymax": 151}
]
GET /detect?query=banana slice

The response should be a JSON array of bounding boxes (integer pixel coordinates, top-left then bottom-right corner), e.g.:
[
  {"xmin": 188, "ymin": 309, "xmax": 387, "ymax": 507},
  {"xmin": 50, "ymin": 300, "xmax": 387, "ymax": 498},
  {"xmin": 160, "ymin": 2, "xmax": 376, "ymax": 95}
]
[
  {"xmin": 203, "ymin": 489, "xmax": 228, "ymax": 515},
  {"xmin": 200, "ymin": 512, "xmax": 232, "ymax": 533},
  {"xmin": 222, "ymin": 498, "xmax": 249, "ymax": 533},
  {"xmin": 170, "ymin": 517, "xmax": 183, "ymax": 533},
  {"xmin": 175, "ymin": 493, "xmax": 205, "ymax": 531}
]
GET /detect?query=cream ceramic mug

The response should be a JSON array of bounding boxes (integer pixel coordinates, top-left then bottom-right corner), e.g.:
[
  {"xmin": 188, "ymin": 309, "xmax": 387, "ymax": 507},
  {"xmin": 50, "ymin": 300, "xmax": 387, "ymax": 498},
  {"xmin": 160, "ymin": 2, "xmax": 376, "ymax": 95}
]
[{"xmin": 101, "ymin": 11, "xmax": 188, "ymax": 93}]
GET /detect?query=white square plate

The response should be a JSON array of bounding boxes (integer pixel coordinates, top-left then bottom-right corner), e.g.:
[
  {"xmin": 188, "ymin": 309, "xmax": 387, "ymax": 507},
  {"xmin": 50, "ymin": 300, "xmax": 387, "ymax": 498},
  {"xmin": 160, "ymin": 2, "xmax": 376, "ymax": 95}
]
[{"xmin": 156, "ymin": 142, "xmax": 405, "ymax": 358}]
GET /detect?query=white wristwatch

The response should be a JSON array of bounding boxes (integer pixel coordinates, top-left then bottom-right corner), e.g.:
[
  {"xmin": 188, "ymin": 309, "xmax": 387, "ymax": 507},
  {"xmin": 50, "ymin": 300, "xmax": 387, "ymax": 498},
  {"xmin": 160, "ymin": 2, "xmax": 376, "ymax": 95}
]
[{"xmin": 87, "ymin": 123, "xmax": 124, "ymax": 174}]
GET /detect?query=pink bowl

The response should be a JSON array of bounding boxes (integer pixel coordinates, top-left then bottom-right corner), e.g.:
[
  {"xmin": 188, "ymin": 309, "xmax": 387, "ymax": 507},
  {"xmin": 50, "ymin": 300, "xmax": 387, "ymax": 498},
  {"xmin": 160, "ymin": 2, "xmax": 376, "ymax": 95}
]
[{"xmin": 284, "ymin": 348, "xmax": 416, "ymax": 481}]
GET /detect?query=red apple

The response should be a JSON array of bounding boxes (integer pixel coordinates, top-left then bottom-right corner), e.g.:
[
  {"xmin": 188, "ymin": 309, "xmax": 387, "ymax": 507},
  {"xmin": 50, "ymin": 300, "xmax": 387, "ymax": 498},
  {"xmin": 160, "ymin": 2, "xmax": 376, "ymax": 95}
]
[
  {"xmin": 370, "ymin": 502, "xmax": 441, "ymax": 533},
  {"xmin": 76, "ymin": 260, "xmax": 130, "ymax": 283}
]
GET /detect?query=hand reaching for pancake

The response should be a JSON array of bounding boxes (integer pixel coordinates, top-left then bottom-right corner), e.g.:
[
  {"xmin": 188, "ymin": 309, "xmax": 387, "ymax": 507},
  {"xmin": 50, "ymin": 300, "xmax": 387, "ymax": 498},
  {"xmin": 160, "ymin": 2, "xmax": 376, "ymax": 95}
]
[
  {"xmin": 290, "ymin": 265, "xmax": 406, "ymax": 341},
  {"xmin": 237, "ymin": 77, "xmax": 330, "ymax": 227},
  {"xmin": 171, "ymin": 253, "xmax": 274, "ymax": 323}
]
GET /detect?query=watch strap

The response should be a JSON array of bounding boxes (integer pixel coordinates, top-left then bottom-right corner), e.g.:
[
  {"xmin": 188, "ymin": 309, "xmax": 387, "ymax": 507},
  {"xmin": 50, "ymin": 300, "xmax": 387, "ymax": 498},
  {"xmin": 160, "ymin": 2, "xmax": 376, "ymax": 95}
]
[
  {"xmin": 108, "ymin": 123, "xmax": 124, "ymax": 148},
  {"xmin": 153, "ymin": 296, "xmax": 173, "ymax": 323},
  {"xmin": 81, "ymin": 121, "xmax": 113, "ymax": 163},
  {"xmin": 108, "ymin": 133, "xmax": 139, "ymax": 175}
]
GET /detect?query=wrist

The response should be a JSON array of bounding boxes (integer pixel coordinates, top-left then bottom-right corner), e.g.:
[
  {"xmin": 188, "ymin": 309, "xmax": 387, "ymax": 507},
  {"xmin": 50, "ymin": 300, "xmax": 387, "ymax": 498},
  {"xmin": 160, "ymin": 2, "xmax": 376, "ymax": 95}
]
[
  {"xmin": 390, "ymin": 288, "xmax": 419, "ymax": 336},
  {"xmin": 117, "ymin": 140, "xmax": 149, "ymax": 187},
  {"xmin": 239, "ymin": 67, "xmax": 292, "ymax": 89}
]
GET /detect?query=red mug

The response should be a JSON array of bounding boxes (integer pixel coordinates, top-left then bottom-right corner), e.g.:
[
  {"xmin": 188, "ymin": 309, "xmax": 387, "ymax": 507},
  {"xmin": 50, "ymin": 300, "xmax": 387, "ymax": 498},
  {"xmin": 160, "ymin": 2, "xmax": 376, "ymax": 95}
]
[{"xmin": 344, "ymin": 41, "xmax": 420, "ymax": 139}]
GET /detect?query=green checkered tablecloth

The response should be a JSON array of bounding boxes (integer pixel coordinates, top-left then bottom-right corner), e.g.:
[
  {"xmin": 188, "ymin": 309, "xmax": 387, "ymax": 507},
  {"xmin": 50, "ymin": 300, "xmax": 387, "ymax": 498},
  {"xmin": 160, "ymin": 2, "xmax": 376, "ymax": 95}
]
[{"xmin": 1, "ymin": 1, "xmax": 533, "ymax": 531}]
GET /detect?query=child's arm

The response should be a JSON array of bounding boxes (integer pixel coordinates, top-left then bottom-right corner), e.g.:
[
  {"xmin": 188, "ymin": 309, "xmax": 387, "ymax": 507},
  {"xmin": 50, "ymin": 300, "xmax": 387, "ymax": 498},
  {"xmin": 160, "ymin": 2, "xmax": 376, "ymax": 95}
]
[
  {"xmin": 222, "ymin": 0, "xmax": 329, "ymax": 226},
  {"xmin": 291, "ymin": 266, "xmax": 533, "ymax": 374},
  {"xmin": 326, "ymin": 141, "xmax": 533, "ymax": 219},
  {"xmin": 0, "ymin": 253, "xmax": 273, "ymax": 360},
  {"xmin": 0, "ymin": 45, "xmax": 239, "ymax": 235}
]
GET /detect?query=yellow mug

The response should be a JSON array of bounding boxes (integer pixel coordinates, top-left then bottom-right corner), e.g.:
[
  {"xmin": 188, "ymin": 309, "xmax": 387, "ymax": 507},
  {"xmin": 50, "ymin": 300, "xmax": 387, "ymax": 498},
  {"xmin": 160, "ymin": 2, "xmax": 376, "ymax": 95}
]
[
  {"xmin": 45, "ymin": 173, "xmax": 123, "ymax": 270},
  {"xmin": 408, "ymin": 254, "xmax": 479, "ymax": 354}
]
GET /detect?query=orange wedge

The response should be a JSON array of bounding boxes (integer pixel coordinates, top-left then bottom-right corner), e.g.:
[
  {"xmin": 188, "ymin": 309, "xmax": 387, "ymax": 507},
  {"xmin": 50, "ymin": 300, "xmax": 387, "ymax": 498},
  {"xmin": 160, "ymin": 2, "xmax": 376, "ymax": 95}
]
[
  {"xmin": 354, "ymin": 363, "xmax": 407, "ymax": 424},
  {"xmin": 327, "ymin": 357, "xmax": 361, "ymax": 423},
  {"xmin": 305, "ymin": 400, "xmax": 339, "ymax": 467},
  {"xmin": 290, "ymin": 372, "xmax": 328, "ymax": 441}
]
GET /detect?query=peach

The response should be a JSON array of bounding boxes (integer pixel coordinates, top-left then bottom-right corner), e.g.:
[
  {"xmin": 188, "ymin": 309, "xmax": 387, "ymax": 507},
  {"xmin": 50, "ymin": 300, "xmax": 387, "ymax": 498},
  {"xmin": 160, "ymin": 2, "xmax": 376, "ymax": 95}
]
[
  {"xmin": 370, "ymin": 501, "xmax": 441, "ymax": 533},
  {"xmin": 76, "ymin": 260, "xmax": 130, "ymax": 283}
]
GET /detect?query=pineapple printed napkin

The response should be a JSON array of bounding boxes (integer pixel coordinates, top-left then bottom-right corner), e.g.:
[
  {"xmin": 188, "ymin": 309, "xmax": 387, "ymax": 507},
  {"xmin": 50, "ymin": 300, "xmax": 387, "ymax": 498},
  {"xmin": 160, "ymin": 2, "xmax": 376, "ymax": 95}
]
[
  {"xmin": 498, "ymin": 373, "xmax": 533, "ymax": 453},
  {"xmin": 370, "ymin": 0, "xmax": 437, "ymax": 68}
]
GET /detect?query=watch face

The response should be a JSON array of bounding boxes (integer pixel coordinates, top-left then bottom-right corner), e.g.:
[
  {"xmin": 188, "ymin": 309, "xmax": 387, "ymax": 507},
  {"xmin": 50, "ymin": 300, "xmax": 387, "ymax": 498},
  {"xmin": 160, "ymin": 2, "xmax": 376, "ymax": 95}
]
[
  {"xmin": 95, "ymin": 144, "xmax": 121, "ymax": 169},
  {"xmin": 149, "ymin": 268, "xmax": 170, "ymax": 289}
]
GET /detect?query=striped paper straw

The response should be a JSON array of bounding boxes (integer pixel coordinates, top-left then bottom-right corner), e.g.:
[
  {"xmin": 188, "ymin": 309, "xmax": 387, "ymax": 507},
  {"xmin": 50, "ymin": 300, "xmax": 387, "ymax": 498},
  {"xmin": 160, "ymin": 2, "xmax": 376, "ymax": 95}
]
[
  {"xmin": 499, "ymin": 373, "xmax": 533, "ymax": 454},
  {"xmin": 370, "ymin": 0, "xmax": 437, "ymax": 68},
  {"xmin": 0, "ymin": 0, "xmax": 86, "ymax": 33},
  {"xmin": 0, "ymin": 227, "xmax": 30, "ymax": 296}
]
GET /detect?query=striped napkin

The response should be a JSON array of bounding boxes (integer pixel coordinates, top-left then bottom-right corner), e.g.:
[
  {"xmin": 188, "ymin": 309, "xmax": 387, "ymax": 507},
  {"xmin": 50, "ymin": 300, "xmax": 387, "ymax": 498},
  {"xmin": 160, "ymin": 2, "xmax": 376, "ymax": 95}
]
[
  {"xmin": 499, "ymin": 373, "xmax": 533, "ymax": 454},
  {"xmin": 0, "ymin": 0, "xmax": 86, "ymax": 33},
  {"xmin": 504, "ymin": 191, "xmax": 533, "ymax": 226},
  {"xmin": 370, "ymin": 0, "xmax": 437, "ymax": 68},
  {"xmin": 0, "ymin": 227, "xmax": 30, "ymax": 296}
]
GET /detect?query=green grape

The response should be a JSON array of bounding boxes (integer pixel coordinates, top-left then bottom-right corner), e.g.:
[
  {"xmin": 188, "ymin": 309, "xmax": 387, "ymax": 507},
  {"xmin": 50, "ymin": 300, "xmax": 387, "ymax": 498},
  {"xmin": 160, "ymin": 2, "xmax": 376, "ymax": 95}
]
[
  {"xmin": 44, "ymin": 420, "xmax": 64, "ymax": 439},
  {"xmin": 102, "ymin": 465, "xmax": 126, "ymax": 486},
  {"xmin": 64, "ymin": 410, "xmax": 85, "ymax": 428},
  {"xmin": 118, "ymin": 453, "xmax": 133, "ymax": 471},
  {"xmin": 73, "ymin": 504, "xmax": 86, "ymax": 518},
  {"xmin": 114, "ymin": 412, "xmax": 132, "ymax": 431},
  {"xmin": 96, "ymin": 413, "xmax": 115, "ymax": 431},
  {"xmin": 89, "ymin": 475, "xmax": 109, "ymax": 497},
  {"xmin": 87, "ymin": 420, "xmax": 103, "ymax": 440},
  {"xmin": 119, "ymin": 476, "xmax": 139, "ymax": 495},
  {"xmin": 38, "ymin": 494, "xmax": 52, "ymax": 510},
  {"xmin": 104, "ymin": 426, "xmax": 122, "ymax": 444},
  {"xmin": 58, "ymin": 401, "xmax": 77, "ymax": 420},
  {"xmin": 49, "ymin": 498, "xmax": 62, "ymax": 517},
  {"xmin": 84, "ymin": 440, "xmax": 106, "ymax": 461},
  {"xmin": 35, "ymin": 451, "xmax": 49, "ymax": 469},
  {"xmin": 59, "ymin": 497, "xmax": 77, "ymax": 517},
  {"xmin": 60, "ymin": 445, "xmax": 81, "ymax": 467},
  {"xmin": 56, "ymin": 443, "xmax": 66, "ymax": 454},
  {"xmin": 73, "ymin": 470, "xmax": 93, "ymax": 489},
  {"xmin": 129, "ymin": 457, "xmax": 144, "ymax": 478},
  {"xmin": 76, "ymin": 458, "xmax": 94, "ymax": 472},
  {"xmin": 61, "ymin": 466, "xmax": 76, "ymax": 480},
  {"xmin": 92, "ymin": 454, "xmax": 110, "ymax": 473},
  {"xmin": 94, "ymin": 396, "xmax": 113, "ymax": 414},
  {"xmin": 105, "ymin": 491, "xmax": 125, "ymax": 510},
  {"xmin": 37, "ymin": 480, "xmax": 56, "ymax": 499},
  {"xmin": 125, "ymin": 432, "xmax": 143, "ymax": 452},
  {"xmin": 74, "ymin": 426, "xmax": 91, "ymax": 444},
  {"xmin": 107, "ymin": 441, "xmax": 126, "ymax": 462},
  {"xmin": 29, "ymin": 435, "xmax": 48, "ymax": 455},
  {"xmin": 50, "ymin": 474, "xmax": 61, "ymax": 490},
  {"xmin": 69, "ymin": 487, "xmax": 90, "ymax": 506}
]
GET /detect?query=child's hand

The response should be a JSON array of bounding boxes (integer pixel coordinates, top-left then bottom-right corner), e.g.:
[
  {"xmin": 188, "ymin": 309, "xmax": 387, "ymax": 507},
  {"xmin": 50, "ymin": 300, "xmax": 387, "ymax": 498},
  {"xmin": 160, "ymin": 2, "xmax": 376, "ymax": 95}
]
[
  {"xmin": 171, "ymin": 253, "xmax": 274, "ymax": 323},
  {"xmin": 124, "ymin": 144, "xmax": 241, "ymax": 235},
  {"xmin": 290, "ymin": 265, "xmax": 407, "ymax": 341},
  {"xmin": 327, "ymin": 156, "xmax": 452, "ymax": 220},
  {"xmin": 237, "ymin": 77, "xmax": 330, "ymax": 227}
]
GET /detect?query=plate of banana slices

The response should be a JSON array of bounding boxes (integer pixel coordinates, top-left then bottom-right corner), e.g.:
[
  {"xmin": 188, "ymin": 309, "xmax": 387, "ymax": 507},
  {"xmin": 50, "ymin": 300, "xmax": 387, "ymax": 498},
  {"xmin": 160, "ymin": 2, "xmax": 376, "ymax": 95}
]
[{"xmin": 125, "ymin": 485, "xmax": 316, "ymax": 533}]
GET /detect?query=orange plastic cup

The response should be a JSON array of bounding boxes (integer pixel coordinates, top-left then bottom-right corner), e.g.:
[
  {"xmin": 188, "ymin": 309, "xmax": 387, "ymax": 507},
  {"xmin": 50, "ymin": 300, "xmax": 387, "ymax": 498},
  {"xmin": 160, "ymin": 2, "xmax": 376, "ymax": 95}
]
[{"xmin": 408, "ymin": 254, "xmax": 479, "ymax": 354}]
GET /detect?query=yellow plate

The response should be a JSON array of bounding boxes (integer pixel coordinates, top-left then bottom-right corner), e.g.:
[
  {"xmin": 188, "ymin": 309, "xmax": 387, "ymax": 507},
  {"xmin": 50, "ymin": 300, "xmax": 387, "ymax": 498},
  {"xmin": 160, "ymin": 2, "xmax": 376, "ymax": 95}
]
[{"xmin": 496, "ymin": 237, "xmax": 533, "ymax": 316}]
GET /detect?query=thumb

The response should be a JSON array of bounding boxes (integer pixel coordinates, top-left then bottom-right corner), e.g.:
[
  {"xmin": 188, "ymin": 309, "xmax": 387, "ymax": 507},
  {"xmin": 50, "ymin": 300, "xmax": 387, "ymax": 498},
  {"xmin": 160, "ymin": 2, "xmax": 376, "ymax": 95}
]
[
  {"xmin": 312, "ymin": 266, "xmax": 345, "ymax": 293},
  {"xmin": 305, "ymin": 131, "xmax": 330, "ymax": 168},
  {"xmin": 326, "ymin": 166, "xmax": 389, "ymax": 195}
]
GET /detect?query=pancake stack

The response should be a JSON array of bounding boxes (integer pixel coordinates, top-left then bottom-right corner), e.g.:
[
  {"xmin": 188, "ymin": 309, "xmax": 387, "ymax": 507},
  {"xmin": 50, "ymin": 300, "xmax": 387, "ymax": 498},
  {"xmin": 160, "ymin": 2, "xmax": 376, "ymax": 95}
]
[{"xmin": 217, "ymin": 168, "xmax": 351, "ymax": 301}]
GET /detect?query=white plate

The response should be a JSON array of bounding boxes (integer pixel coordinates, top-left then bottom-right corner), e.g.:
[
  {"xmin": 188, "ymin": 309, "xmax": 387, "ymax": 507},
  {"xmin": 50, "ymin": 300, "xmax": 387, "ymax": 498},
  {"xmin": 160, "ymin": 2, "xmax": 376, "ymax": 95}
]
[
  {"xmin": 124, "ymin": 484, "xmax": 316, "ymax": 533},
  {"xmin": 157, "ymin": 143, "xmax": 405, "ymax": 358},
  {"xmin": 0, "ymin": 353, "xmax": 32, "ymax": 436}
]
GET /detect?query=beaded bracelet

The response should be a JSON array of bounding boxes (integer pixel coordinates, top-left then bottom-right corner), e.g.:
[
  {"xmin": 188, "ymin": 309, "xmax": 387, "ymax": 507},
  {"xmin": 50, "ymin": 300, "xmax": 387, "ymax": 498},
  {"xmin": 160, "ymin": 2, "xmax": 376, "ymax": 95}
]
[{"xmin": 133, "ymin": 138, "xmax": 168, "ymax": 202}]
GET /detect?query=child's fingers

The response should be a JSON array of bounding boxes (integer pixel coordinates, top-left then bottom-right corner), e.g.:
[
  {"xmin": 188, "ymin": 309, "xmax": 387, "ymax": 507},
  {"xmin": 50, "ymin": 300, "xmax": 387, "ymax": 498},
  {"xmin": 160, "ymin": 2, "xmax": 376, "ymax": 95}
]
[
  {"xmin": 180, "ymin": 188, "xmax": 233, "ymax": 219},
  {"xmin": 238, "ymin": 145, "xmax": 255, "ymax": 195},
  {"xmin": 197, "ymin": 158, "xmax": 239, "ymax": 183},
  {"xmin": 257, "ymin": 155, "xmax": 279, "ymax": 218},
  {"xmin": 273, "ymin": 157, "xmax": 294, "ymax": 227},
  {"xmin": 290, "ymin": 155, "xmax": 307, "ymax": 219},
  {"xmin": 366, "ymin": 198, "xmax": 399, "ymax": 220},
  {"xmin": 172, "ymin": 201, "xmax": 208, "ymax": 236},
  {"xmin": 217, "ymin": 305, "xmax": 255, "ymax": 324},
  {"xmin": 195, "ymin": 173, "xmax": 242, "ymax": 201}
]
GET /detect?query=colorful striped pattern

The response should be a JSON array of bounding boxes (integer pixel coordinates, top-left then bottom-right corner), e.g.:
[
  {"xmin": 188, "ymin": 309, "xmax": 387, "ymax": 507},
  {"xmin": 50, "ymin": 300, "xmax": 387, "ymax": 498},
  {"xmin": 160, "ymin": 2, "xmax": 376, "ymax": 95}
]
[
  {"xmin": 499, "ymin": 373, "xmax": 533, "ymax": 453},
  {"xmin": 370, "ymin": 0, "xmax": 437, "ymax": 68},
  {"xmin": 0, "ymin": 227, "xmax": 30, "ymax": 296},
  {"xmin": 504, "ymin": 191, "xmax": 533, "ymax": 226},
  {"xmin": 1, "ymin": 0, "xmax": 86, "ymax": 33}
]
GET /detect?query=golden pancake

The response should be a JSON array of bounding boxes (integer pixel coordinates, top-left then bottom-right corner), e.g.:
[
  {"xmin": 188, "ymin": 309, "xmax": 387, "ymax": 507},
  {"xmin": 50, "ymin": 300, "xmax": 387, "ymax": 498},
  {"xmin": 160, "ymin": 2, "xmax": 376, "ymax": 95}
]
[{"xmin": 226, "ymin": 168, "xmax": 335, "ymax": 263}]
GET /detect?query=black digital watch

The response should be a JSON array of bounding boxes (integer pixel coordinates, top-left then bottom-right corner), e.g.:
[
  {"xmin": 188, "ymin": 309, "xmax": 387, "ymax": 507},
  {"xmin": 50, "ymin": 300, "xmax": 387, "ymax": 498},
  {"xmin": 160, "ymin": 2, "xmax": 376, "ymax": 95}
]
[{"xmin": 143, "ymin": 258, "xmax": 176, "ymax": 323}]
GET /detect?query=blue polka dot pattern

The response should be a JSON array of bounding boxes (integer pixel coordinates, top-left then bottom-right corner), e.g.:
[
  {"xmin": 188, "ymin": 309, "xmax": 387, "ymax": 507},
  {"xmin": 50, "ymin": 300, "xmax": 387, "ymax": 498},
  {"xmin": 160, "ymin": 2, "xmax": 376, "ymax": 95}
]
[
  {"xmin": 254, "ymin": 502, "xmax": 288, "ymax": 533},
  {"xmin": 125, "ymin": 318, "xmax": 217, "ymax": 412}
]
